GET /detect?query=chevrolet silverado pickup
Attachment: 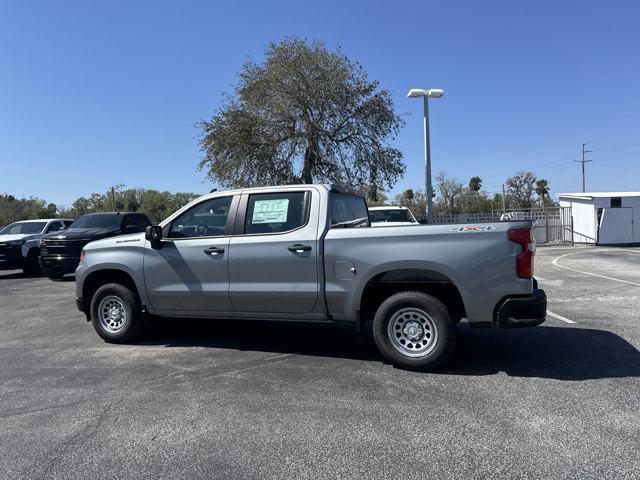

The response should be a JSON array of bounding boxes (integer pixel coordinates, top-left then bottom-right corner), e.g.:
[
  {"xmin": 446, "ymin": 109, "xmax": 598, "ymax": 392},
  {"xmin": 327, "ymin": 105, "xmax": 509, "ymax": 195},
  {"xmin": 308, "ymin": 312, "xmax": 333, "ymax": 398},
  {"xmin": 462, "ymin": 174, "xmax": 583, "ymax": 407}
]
[
  {"xmin": 40, "ymin": 212, "xmax": 151, "ymax": 279},
  {"xmin": 75, "ymin": 185, "xmax": 546, "ymax": 370}
]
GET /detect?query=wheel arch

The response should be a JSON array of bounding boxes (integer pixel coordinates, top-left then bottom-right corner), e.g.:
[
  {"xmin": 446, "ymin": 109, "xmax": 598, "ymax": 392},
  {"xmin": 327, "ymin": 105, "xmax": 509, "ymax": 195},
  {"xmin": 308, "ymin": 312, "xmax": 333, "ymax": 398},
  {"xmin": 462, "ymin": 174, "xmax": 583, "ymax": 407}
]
[
  {"xmin": 358, "ymin": 266, "xmax": 467, "ymax": 329},
  {"xmin": 81, "ymin": 268, "xmax": 143, "ymax": 318}
]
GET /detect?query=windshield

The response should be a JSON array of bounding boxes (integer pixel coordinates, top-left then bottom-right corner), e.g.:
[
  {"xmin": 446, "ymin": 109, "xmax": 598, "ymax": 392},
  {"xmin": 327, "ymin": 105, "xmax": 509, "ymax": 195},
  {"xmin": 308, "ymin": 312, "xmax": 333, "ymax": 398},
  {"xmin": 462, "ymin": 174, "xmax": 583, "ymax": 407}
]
[
  {"xmin": 69, "ymin": 214, "xmax": 122, "ymax": 229},
  {"xmin": 0, "ymin": 221, "xmax": 47, "ymax": 235},
  {"xmin": 369, "ymin": 209, "xmax": 416, "ymax": 223}
]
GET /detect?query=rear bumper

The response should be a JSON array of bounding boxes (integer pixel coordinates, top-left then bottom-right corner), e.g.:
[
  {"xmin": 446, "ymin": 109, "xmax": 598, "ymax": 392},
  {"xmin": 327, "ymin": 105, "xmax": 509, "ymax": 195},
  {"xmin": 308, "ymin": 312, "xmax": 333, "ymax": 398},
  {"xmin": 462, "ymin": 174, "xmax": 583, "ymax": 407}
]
[
  {"xmin": 494, "ymin": 288, "xmax": 547, "ymax": 328},
  {"xmin": 40, "ymin": 255, "xmax": 80, "ymax": 276}
]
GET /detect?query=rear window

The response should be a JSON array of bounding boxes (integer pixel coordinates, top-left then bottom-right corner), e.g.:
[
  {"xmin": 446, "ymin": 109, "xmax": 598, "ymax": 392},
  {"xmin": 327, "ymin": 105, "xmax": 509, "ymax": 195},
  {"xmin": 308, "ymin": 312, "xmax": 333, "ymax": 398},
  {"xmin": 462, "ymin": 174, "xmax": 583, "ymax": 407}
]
[
  {"xmin": 331, "ymin": 194, "xmax": 370, "ymax": 228},
  {"xmin": 369, "ymin": 209, "xmax": 415, "ymax": 223}
]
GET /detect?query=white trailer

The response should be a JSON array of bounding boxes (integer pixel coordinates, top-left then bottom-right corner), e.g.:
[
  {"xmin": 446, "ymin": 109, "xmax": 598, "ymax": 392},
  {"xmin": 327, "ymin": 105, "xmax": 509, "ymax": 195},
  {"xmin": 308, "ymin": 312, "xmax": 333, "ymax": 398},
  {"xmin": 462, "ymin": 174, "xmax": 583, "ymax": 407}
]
[{"xmin": 558, "ymin": 192, "xmax": 640, "ymax": 245}]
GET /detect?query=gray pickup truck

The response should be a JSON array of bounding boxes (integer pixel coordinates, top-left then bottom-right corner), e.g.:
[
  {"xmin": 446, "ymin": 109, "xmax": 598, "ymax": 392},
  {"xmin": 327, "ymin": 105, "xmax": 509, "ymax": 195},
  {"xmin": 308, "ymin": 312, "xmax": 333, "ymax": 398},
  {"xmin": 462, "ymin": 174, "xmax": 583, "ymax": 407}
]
[{"xmin": 75, "ymin": 185, "xmax": 546, "ymax": 370}]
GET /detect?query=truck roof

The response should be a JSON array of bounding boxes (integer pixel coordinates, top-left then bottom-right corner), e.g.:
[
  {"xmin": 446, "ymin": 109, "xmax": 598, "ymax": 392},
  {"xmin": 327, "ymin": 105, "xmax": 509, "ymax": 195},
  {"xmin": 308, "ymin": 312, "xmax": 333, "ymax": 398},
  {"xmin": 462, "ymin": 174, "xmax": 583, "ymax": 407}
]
[
  {"xmin": 7, "ymin": 218, "xmax": 74, "ymax": 223},
  {"xmin": 369, "ymin": 206, "xmax": 410, "ymax": 211}
]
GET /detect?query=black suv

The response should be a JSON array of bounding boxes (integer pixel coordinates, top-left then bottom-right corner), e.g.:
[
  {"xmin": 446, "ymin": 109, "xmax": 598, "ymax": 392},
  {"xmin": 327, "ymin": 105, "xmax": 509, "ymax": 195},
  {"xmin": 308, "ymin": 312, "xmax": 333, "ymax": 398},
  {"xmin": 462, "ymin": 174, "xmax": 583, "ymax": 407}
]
[{"xmin": 40, "ymin": 212, "xmax": 151, "ymax": 279}]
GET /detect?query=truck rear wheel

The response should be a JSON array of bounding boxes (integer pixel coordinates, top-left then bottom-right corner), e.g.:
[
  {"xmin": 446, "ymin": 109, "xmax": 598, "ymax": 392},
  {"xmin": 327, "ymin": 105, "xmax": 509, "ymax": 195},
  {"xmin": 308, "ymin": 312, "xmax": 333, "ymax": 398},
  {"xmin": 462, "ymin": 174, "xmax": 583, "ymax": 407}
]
[
  {"xmin": 372, "ymin": 291, "xmax": 457, "ymax": 371},
  {"xmin": 90, "ymin": 283, "xmax": 143, "ymax": 343}
]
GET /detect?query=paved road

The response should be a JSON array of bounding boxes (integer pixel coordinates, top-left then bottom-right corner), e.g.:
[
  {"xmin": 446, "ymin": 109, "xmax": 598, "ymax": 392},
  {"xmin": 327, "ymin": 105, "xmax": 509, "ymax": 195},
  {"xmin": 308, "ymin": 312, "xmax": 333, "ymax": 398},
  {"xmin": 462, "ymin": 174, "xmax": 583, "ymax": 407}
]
[{"xmin": 0, "ymin": 246, "xmax": 638, "ymax": 479}]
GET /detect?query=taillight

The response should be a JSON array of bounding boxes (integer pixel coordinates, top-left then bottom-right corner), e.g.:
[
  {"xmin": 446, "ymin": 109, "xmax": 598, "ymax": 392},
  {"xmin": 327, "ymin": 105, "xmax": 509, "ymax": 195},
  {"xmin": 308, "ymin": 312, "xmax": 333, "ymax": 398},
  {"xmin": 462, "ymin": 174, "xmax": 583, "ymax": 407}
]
[{"xmin": 509, "ymin": 228, "xmax": 534, "ymax": 279}]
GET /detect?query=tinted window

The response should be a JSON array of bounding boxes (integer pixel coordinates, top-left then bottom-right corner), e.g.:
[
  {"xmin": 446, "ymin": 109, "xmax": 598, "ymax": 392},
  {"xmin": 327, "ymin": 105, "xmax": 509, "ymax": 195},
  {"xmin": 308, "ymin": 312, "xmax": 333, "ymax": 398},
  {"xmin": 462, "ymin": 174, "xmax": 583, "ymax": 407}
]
[
  {"xmin": 169, "ymin": 196, "xmax": 232, "ymax": 238},
  {"xmin": 122, "ymin": 215, "xmax": 136, "ymax": 228},
  {"xmin": 611, "ymin": 197, "xmax": 622, "ymax": 208},
  {"xmin": 369, "ymin": 209, "xmax": 415, "ymax": 223},
  {"xmin": 63, "ymin": 221, "xmax": 74, "ymax": 228},
  {"xmin": 1, "ymin": 221, "xmax": 47, "ymax": 234},
  {"xmin": 46, "ymin": 221, "xmax": 64, "ymax": 233},
  {"xmin": 135, "ymin": 214, "xmax": 151, "ymax": 228},
  {"xmin": 331, "ymin": 194, "xmax": 369, "ymax": 228},
  {"xmin": 244, "ymin": 192, "xmax": 306, "ymax": 235},
  {"xmin": 69, "ymin": 214, "xmax": 122, "ymax": 229}
]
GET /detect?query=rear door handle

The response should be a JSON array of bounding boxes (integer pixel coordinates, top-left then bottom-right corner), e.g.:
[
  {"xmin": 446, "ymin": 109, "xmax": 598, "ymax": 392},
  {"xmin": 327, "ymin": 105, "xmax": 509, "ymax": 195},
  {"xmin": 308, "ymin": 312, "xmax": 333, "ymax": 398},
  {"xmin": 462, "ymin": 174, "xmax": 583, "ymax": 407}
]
[
  {"xmin": 288, "ymin": 244, "xmax": 312, "ymax": 252},
  {"xmin": 204, "ymin": 246, "xmax": 225, "ymax": 255}
]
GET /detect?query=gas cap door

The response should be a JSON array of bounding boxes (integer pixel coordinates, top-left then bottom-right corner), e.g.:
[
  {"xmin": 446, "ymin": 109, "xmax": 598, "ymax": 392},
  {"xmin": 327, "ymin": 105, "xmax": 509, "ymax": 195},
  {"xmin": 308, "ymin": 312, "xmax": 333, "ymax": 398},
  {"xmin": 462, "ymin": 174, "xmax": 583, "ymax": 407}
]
[{"xmin": 334, "ymin": 261, "xmax": 357, "ymax": 280}]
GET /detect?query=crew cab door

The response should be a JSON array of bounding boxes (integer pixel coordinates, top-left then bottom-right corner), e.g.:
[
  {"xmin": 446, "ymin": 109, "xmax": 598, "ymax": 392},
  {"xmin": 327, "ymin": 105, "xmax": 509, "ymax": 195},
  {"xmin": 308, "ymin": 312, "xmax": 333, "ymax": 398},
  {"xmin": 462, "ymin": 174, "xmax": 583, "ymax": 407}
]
[
  {"xmin": 143, "ymin": 195, "xmax": 237, "ymax": 313},
  {"xmin": 228, "ymin": 189, "xmax": 320, "ymax": 314}
]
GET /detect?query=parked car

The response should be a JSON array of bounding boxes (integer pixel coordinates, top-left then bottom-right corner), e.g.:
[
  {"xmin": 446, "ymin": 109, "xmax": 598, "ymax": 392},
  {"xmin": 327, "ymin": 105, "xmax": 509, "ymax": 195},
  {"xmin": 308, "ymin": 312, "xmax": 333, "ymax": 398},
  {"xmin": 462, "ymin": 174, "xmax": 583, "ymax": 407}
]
[
  {"xmin": 40, "ymin": 212, "xmax": 151, "ymax": 279},
  {"xmin": 369, "ymin": 206, "xmax": 419, "ymax": 226},
  {"xmin": 74, "ymin": 185, "xmax": 546, "ymax": 370},
  {"xmin": 0, "ymin": 219, "xmax": 73, "ymax": 273}
]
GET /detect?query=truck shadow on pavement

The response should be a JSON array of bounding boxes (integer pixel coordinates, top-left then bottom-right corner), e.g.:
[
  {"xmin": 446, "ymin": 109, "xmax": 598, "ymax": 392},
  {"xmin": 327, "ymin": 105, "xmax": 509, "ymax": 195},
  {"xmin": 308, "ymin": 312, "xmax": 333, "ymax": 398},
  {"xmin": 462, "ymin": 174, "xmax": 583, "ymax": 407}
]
[
  {"xmin": 445, "ymin": 325, "xmax": 640, "ymax": 380},
  {"xmin": 141, "ymin": 319, "xmax": 639, "ymax": 381}
]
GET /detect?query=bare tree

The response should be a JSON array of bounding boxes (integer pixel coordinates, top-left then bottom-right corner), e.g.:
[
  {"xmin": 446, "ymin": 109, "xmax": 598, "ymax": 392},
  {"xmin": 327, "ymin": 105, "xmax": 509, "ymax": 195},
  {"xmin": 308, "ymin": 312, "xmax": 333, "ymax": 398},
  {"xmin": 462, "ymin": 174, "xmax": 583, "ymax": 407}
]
[{"xmin": 435, "ymin": 172, "xmax": 464, "ymax": 214}]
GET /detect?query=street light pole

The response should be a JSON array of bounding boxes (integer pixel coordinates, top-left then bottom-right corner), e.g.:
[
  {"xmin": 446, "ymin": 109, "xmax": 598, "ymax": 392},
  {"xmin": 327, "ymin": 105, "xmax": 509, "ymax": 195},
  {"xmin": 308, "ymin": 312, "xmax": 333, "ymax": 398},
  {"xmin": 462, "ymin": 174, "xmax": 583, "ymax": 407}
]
[
  {"xmin": 407, "ymin": 88, "xmax": 443, "ymax": 224},
  {"xmin": 422, "ymin": 95, "xmax": 434, "ymax": 224}
]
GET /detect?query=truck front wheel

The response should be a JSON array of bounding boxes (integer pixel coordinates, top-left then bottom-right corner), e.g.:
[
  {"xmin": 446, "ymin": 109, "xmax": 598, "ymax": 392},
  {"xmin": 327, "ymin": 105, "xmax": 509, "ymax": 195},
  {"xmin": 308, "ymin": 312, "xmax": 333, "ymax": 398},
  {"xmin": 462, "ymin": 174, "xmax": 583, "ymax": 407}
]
[
  {"xmin": 372, "ymin": 291, "xmax": 457, "ymax": 371},
  {"xmin": 90, "ymin": 283, "xmax": 143, "ymax": 343}
]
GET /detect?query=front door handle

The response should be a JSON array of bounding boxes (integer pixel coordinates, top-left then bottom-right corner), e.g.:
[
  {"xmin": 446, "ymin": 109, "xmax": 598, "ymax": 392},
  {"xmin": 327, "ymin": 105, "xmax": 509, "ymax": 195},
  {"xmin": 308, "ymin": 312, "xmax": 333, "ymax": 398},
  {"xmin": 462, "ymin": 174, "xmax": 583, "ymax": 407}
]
[
  {"xmin": 288, "ymin": 244, "xmax": 312, "ymax": 253},
  {"xmin": 204, "ymin": 246, "xmax": 225, "ymax": 255}
]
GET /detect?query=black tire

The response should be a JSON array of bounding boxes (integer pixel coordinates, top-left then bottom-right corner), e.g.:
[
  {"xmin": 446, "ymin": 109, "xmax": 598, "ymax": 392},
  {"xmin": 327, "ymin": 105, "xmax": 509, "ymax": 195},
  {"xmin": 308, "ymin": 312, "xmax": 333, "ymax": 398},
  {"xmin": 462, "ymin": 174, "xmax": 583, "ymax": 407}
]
[
  {"xmin": 372, "ymin": 291, "xmax": 457, "ymax": 371},
  {"xmin": 22, "ymin": 249, "xmax": 41, "ymax": 275},
  {"xmin": 90, "ymin": 283, "xmax": 144, "ymax": 343}
]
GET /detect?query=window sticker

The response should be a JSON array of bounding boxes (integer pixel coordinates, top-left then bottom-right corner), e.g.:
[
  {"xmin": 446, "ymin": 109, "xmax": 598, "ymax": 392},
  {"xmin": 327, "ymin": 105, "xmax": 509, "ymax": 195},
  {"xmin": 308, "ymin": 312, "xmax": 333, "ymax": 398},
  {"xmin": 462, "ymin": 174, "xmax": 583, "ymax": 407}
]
[{"xmin": 252, "ymin": 199, "xmax": 289, "ymax": 224}]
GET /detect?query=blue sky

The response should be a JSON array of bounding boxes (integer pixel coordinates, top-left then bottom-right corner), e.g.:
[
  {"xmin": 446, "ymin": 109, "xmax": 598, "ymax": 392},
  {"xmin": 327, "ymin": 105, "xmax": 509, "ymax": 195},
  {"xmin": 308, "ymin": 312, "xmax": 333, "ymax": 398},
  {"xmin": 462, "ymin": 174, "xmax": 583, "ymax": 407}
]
[{"xmin": 1, "ymin": 0, "xmax": 639, "ymax": 206}]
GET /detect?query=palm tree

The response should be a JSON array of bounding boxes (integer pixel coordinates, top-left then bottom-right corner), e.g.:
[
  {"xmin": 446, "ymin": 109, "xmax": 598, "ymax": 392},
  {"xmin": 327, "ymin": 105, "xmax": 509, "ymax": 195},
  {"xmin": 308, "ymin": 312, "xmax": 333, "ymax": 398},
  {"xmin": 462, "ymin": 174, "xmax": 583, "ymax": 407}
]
[
  {"xmin": 535, "ymin": 179, "xmax": 550, "ymax": 208},
  {"xmin": 469, "ymin": 176, "xmax": 482, "ymax": 193}
]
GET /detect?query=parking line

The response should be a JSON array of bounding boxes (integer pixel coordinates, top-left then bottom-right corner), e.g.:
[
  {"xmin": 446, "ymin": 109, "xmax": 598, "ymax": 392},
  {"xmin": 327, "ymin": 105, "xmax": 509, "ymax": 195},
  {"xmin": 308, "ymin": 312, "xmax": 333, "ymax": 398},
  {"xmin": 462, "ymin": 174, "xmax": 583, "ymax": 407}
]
[
  {"xmin": 547, "ymin": 310, "xmax": 577, "ymax": 324},
  {"xmin": 551, "ymin": 251, "xmax": 640, "ymax": 287}
]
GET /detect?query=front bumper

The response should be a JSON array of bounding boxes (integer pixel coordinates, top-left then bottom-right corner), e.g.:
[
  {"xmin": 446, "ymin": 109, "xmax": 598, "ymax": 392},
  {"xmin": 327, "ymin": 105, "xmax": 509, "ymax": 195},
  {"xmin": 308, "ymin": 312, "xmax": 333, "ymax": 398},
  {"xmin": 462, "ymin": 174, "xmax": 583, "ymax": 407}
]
[
  {"xmin": 40, "ymin": 255, "xmax": 80, "ymax": 276},
  {"xmin": 494, "ymin": 288, "xmax": 547, "ymax": 328},
  {"xmin": 0, "ymin": 244, "xmax": 24, "ymax": 270}
]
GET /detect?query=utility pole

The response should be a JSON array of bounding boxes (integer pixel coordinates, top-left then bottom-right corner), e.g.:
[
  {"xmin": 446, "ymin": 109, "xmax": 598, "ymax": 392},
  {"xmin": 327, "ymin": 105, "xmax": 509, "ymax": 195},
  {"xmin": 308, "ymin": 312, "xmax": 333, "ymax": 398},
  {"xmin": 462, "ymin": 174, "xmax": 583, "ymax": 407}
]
[
  {"xmin": 576, "ymin": 143, "xmax": 593, "ymax": 192},
  {"xmin": 111, "ymin": 186, "xmax": 116, "ymax": 211},
  {"xmin": 502, "ymin": 183, "xmax": 506, "ymax": 213}
]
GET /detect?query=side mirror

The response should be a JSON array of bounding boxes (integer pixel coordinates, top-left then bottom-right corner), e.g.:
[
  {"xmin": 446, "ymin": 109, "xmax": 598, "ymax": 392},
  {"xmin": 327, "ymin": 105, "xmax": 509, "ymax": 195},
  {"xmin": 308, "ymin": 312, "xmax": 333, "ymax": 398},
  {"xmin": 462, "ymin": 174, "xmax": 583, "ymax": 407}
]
[{"xmin": 145, "ymin": 225, "xmax": 163, "ymax": 244}]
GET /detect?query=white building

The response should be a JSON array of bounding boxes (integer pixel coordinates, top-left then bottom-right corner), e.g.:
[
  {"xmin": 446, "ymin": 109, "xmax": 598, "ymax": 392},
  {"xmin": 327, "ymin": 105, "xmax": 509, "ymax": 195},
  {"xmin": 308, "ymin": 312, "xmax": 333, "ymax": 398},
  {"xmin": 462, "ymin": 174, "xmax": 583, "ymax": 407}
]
[{"xmin": 558, "ymin": 192, "xmax": 640, "ymax": 245}]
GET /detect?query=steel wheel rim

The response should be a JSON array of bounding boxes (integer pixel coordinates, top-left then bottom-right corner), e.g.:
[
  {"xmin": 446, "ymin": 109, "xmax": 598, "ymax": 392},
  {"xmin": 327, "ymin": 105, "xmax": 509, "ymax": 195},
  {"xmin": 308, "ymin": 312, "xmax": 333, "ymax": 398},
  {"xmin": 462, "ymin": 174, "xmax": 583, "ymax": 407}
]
[
  {"xmin": 97, "ymin": 295, "xmax": 128, "ymax": 334},
  {"xmin": 387, "ymin": 307, "xmax": 438, "ymax": 358}
]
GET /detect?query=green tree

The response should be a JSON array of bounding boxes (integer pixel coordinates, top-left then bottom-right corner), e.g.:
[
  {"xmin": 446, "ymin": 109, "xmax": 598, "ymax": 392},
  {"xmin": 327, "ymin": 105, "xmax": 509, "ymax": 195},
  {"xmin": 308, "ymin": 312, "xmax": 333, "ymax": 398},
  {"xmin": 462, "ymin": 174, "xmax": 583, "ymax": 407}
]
[
  {"xmin": 505, "ymin": 171, "xmax": 537, "ymax": 209},
  {"xmin": 199, "ymin": 37, "xmax": 405, "ymax": 192},
  {"xmin": 468, "ymin": 176, "xmax": 482, "ymax": 194},
  {"xmin": 393, "ymin": 188, "xmax": 426, "ymax": 219},
  {"xmin": 535, "ymin": 178, "xmax": 552, "ymax": 207}
]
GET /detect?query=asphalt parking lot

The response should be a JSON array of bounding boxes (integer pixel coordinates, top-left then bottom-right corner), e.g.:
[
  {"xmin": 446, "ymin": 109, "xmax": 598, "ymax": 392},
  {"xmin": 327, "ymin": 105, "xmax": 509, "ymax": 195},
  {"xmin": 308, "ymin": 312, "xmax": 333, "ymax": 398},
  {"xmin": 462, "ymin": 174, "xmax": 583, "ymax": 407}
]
[{"xmin": 1, "ymin": 246, "xmax": 639, "ymax": 479}]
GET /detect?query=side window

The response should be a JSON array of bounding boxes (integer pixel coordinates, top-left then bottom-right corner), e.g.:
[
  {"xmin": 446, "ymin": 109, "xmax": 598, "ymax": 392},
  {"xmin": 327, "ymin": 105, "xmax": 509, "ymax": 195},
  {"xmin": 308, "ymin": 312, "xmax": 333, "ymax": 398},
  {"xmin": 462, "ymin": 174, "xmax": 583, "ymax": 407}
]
[
  {"xmin": 63, "ymin": 221, "xmax": 73, "ymax": 228},
  {"xmin": 331, "ymin": 194, "xmax": 370, "ymax": 228},
  {"xmin": 244, "ymin": 192, "xmax": 306, "ymax": 235},
  {"xmin": 169, "ymin": 196, "xmax": 232, "ymax": 238},
  {"xmin": 46, "ymin": 221, "xmax": 64, "ymax": 233},
  {"xmin": 611, "ymin": 197, "xmax": 622, "ymax": 208},
  {"xmin": 122, "ymin": 215, "xmax": 136, "ymax": 228},
  {"xmin": 135, "ymin": 214, "xmax": 151, "ymax": 228}
]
